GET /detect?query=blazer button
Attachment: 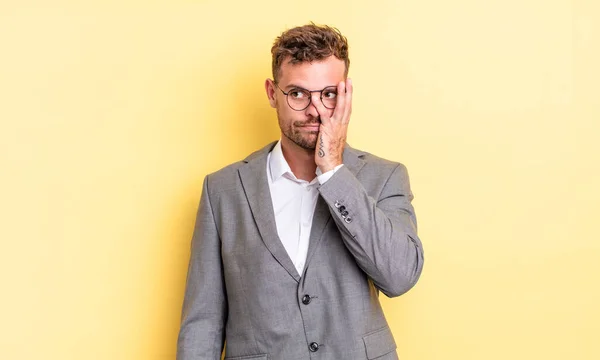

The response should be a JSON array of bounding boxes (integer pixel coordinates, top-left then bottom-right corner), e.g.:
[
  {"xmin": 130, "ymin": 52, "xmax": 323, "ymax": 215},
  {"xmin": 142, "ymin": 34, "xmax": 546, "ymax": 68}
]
[
  {"xmin": 344, "ymin": 216, "xmax": 353, "ymax": 223},
  {"xmin": 338, "ymin": 205, "xmax": 346, "ymax": 212},
  {"xmin": 309, "ymin": 342, "xmax": 319, "ymax": 352},
  {"xmin": 341, "ymin": 210, "xmax": 349, "ymax": 216},
  {"xmin": 302, "ymin": 294, "xmax": 311, "ymax": 305}
]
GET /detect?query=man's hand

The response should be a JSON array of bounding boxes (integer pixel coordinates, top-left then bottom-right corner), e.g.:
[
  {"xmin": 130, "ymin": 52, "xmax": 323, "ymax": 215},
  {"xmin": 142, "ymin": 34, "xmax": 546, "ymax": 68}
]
[{"xmin": 314, "ymin": 79, "xmax": 353, "ymax": 173}]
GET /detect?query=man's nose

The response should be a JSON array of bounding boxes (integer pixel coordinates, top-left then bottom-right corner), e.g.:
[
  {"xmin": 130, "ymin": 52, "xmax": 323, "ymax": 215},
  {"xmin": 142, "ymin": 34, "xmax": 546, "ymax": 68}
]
[{"xmin": 304, "ymin": 93, "xmax": 321, "ymax": 118}]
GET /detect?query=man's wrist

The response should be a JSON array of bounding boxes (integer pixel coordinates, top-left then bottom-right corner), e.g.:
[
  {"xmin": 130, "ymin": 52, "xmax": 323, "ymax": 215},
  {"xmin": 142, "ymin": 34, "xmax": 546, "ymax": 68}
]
[{"xmin": 316, "ymin": 164, "xmax": 344, "ymax": 184}]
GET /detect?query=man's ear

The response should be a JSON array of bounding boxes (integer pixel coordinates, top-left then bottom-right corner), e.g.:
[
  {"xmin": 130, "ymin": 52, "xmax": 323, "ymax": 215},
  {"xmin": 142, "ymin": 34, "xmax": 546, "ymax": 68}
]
[{"xmin": 265, "ymin": 79, "xmax": 277, "ymax": 108}]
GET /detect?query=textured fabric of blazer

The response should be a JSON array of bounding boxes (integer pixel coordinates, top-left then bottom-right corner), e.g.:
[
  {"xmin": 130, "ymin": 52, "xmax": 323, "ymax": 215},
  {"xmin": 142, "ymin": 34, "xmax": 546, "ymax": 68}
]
[{"xmin": 177, "ymin": 142, "xmax": 424, "ymax": 360}]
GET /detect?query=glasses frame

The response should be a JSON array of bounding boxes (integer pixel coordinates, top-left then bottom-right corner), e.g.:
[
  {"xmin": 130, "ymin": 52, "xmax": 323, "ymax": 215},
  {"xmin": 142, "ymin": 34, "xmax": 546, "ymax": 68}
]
[{"xmin": 274, "ymin": 83, "xmax": 338, "ymax": 111}]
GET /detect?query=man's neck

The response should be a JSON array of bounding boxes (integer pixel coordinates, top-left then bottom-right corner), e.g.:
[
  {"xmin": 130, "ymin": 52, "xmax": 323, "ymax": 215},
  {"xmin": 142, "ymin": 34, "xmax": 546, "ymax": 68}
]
[{"xmin": 280, "ymin": 138, "xmax": 317, "ymax": 182}]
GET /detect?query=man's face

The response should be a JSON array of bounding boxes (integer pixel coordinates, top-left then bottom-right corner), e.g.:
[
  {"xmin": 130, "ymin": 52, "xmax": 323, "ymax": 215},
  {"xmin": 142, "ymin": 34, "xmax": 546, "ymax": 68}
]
[{"xmin": 266, "ymin": 56, "xmax": 346, "ymax": 150}]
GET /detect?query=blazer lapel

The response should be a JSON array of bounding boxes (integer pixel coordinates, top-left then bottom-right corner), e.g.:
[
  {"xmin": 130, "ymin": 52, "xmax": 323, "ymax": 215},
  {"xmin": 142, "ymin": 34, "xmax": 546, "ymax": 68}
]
[
  {"xmin": 304, "ymin": 145, "xmax": 367, "ymax": 272},
  {"xmin": 238, "ymin": 142, "xmax": 301, "ymax": 283},
  {"xmin": 303, "ymin": 196, "xmax": 331, "ymax": 274}
]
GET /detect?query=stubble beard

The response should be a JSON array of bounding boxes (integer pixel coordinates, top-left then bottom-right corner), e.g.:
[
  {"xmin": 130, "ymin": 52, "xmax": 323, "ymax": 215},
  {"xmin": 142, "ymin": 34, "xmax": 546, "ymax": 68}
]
[{"xmin": 278, "ymin": 112, "xmax": 319, "ymax": 150}]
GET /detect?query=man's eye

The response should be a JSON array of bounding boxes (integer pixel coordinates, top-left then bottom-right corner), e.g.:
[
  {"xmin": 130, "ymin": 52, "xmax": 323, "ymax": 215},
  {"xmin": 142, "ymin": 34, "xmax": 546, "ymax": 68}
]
[
  {"xmin": 323, "ymin": 90, "xmax": 337, "ymax": 99},
  {"xmin": 290, "ymin": 90, "xmax": 306, "ymax": 99}
]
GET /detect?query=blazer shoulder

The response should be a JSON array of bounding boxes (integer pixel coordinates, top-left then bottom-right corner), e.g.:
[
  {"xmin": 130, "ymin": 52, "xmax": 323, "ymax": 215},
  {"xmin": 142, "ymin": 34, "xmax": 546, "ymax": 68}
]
[
  {"xmin": 348, "ymin": 146, "xmax": 408, "ymax": 174},
  {"xmin": 203, "ymin": 141, "xmax": 276, "ymax": 193}
]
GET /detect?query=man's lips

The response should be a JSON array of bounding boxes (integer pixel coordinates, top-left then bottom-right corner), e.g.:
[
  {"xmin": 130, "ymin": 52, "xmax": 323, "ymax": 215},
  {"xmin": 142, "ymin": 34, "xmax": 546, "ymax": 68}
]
[{"xmin": 299, "ymin": 124, "xmax": 320, "ymax": 131}]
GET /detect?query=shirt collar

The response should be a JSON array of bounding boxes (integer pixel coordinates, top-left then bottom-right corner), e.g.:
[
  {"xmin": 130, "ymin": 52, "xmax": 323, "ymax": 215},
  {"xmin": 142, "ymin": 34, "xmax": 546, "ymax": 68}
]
[
  {"xmin": 268, "ymin": 140, "xmax": 293, "ymax": 182},
  {"xmin": 268, "ymin": 140, "xmax": 322, "ymax": 184}
]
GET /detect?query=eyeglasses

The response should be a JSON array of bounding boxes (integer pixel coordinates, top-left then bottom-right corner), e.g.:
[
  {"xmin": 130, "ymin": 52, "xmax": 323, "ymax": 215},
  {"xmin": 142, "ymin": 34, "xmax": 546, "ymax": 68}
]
[{"xmin": 275, "ymin": 83, "xmax": 338, "ymax": 111}]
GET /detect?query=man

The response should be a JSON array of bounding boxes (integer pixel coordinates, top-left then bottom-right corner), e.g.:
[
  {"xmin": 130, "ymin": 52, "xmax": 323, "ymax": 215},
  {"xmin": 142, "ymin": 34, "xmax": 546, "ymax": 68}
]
[{"xmin": 177, "ymin": 23, "xmax": 424, "ymax": 360}]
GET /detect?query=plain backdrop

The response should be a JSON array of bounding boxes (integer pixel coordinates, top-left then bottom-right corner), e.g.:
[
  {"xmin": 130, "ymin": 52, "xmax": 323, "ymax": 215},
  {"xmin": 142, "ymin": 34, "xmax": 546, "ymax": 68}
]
[{"xmin": 1, "ymin": 1, "xmax": 599, "ymax": 359}]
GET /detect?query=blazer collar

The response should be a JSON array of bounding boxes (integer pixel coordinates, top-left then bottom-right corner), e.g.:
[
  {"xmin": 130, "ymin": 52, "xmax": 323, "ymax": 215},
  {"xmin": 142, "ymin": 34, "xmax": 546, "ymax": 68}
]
[{"xmin": 239, "ymin": 141, "xmax": 301, "ymax": 281}]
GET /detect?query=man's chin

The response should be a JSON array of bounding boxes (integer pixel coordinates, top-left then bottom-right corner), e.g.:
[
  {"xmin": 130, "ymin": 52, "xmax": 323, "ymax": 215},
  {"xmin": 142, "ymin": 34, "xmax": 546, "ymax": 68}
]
[
  {"xmin": 303, "ymin": 135, "xmax": 318, "ymax": 150},
  {"xmin": 285, "ymin": 131, "xmax": 318, "ymax": 150},
  {"xmin": 295, "ymin": 139, "xmax": 317, "ymax": 150},
  {"xmin": 300, "ymin": 143, "xmax": 317, "ymax": 150}
]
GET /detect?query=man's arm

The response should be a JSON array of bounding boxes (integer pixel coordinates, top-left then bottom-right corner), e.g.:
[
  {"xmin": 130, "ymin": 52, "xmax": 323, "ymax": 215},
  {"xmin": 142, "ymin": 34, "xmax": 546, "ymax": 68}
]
[
  {"xmin": 177, "ymin": 176, "xmax": 226, "ymax": 360},
  {"xmin": 313, "ymin": 79, "xmax": 423, "ymax": 297},
  {"xmin": 318, "ymin": 163, "xmax": 424, "ymax": 298}
]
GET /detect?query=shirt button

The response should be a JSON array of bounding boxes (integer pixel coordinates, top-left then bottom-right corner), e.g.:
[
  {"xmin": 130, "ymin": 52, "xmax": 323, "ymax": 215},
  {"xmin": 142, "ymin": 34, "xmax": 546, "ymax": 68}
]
[
  {"xmin": 302, "ymin": 294, "xmax": 311, "ymax": 305},
  {"xmin": 309, "ymin": 342, "xmax": 319, "ymax": 352}
]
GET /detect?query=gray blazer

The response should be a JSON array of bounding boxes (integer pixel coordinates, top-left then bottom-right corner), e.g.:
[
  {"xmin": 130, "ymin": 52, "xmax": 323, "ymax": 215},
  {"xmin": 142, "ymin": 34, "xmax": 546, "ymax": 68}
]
[{"xmin": 177, "ymin": 142, "xmax": 424, "ymax": 360}]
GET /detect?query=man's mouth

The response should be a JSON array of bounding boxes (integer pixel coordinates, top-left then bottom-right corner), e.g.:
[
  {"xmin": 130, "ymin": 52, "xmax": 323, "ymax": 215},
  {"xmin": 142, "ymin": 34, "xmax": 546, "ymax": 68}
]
[{"xmin": 299, "ymin": 123, "xmax": 320, "ymax": 131}]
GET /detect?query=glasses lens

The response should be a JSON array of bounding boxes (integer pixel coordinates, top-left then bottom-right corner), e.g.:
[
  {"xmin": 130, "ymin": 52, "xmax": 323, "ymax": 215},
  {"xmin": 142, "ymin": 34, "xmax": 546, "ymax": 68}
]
[
  {"xmin": 321, "ymin": 87, "xmax": 338, "ymax": 109},
  {"xmin": 287, "ymin": 88, "xmax": 311, "ymax": 110}
]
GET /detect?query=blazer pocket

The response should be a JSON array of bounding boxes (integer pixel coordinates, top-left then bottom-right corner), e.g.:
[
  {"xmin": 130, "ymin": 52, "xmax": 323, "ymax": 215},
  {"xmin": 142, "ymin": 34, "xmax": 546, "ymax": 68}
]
[
  {"xmin": 224, "ymin": 355, "xmax": 268, "ymax": 360},
  {"xmin": 362, "ymin": 326, "xmax": 397, "ymax": 359}
]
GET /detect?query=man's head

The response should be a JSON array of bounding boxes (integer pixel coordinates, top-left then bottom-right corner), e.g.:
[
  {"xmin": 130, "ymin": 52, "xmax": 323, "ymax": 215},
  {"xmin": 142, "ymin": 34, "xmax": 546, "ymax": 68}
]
[
  {"xmin": 265, "ymin": 24, "xmax": 350, "ymax": 150},
  {"xmin": 265, "ymin": 23, "xmax": 350, "ymax": 151}
]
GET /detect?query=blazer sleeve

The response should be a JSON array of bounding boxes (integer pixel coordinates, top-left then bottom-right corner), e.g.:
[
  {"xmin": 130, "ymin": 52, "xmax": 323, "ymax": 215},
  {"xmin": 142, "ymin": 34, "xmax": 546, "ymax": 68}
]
[
  {"xmin": 318, "ymin": 163, "xmax": 424, "ymax": 298},
  {"xmin": 177, "ymin": 176, "xmax": 227, "ymax": 360}
]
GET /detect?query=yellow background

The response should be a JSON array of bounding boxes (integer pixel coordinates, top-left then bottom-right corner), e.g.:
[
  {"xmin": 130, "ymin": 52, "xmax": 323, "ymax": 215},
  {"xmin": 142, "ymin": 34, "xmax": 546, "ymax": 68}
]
[{"xmin": 1, "ymin": 1, "xmax": 598, "ymax": 359}]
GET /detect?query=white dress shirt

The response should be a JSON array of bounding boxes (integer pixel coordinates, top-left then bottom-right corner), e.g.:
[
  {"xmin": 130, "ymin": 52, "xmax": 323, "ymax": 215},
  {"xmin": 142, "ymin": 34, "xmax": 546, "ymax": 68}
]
[{"xmin": 266, "ymin": 140, "xmax": 342, "ymax": 276}]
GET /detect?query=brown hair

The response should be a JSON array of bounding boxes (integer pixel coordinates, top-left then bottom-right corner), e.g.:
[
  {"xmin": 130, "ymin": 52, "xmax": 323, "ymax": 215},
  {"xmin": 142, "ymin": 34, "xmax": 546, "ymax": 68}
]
[{"xmin": 271, "ymin": 23, "xmax": 350, "ymax": 83}]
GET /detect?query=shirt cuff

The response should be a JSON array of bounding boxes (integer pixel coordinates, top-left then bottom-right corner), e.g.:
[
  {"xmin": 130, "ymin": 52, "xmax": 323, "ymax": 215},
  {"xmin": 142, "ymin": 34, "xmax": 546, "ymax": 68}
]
[{"xmin": 316, "ymin": 164, "xmax": 344, "ymax": 184}]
